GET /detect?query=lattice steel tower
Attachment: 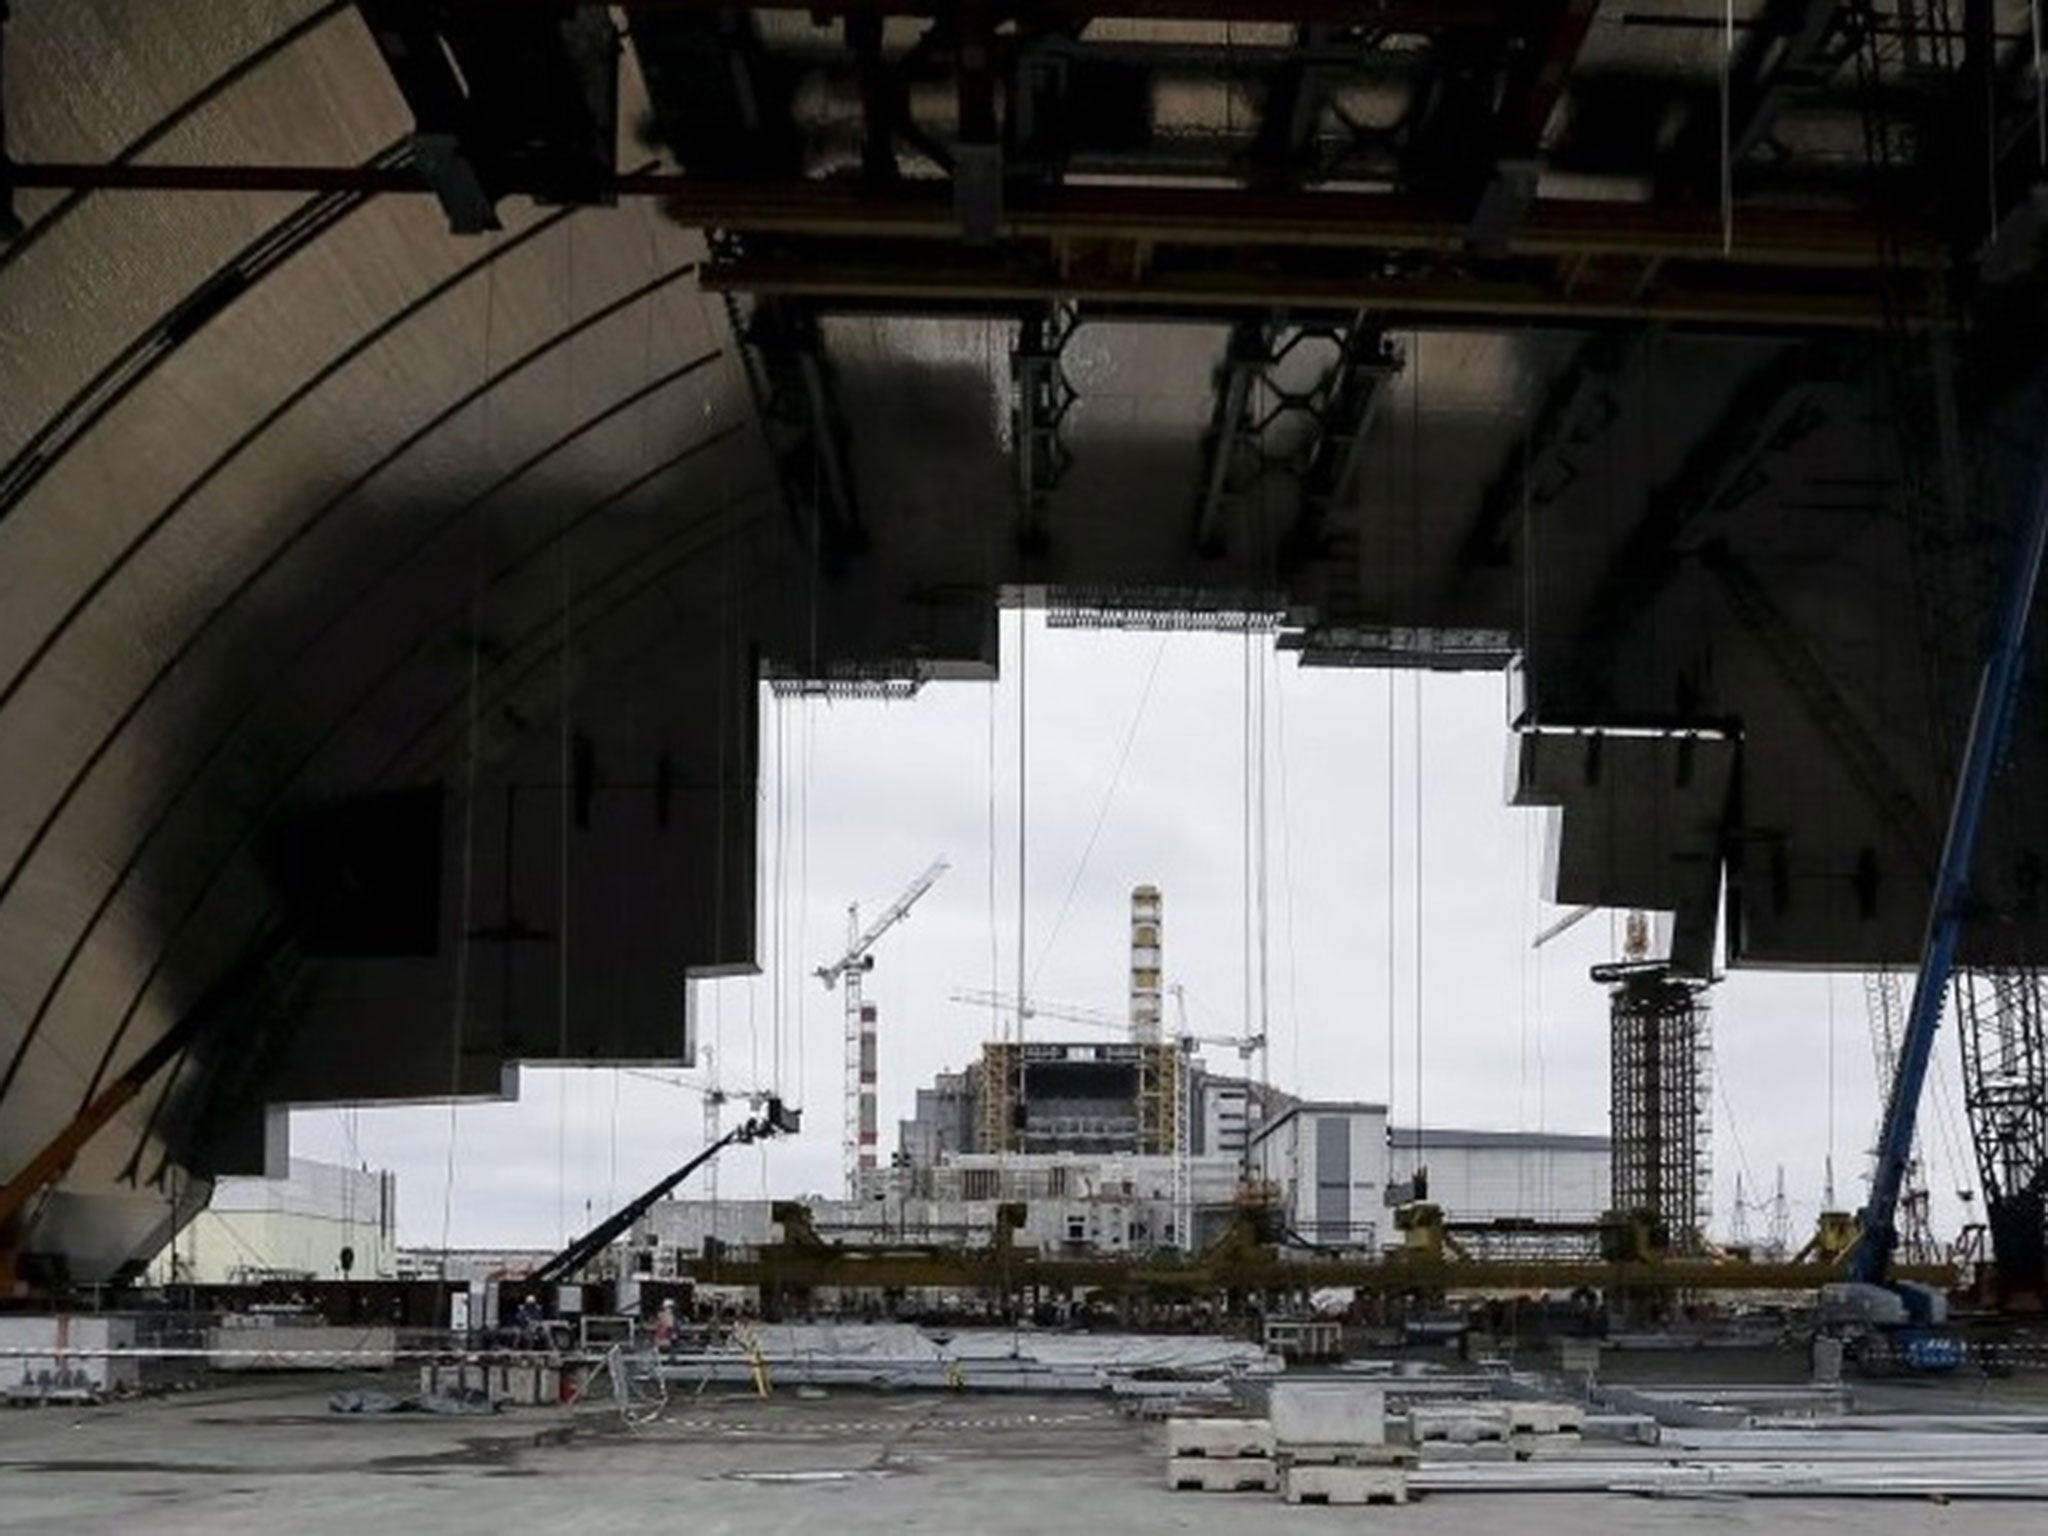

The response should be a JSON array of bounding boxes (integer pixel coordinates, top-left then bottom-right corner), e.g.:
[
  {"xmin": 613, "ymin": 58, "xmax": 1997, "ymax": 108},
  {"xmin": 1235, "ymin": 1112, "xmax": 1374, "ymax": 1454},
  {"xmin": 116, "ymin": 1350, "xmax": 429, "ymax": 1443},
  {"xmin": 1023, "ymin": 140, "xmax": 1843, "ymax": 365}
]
[{"xmin": 1597, "ymin": 918, "xmax": 1713, "ymax": 1256}]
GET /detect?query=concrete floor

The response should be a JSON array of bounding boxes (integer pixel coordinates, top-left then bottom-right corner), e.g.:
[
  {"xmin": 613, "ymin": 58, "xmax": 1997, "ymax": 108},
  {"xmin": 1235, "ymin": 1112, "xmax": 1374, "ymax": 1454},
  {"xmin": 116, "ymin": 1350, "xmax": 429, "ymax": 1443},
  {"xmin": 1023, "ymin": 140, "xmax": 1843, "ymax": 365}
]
[{"xmin": 0, "ymin": 1377, "xmax": 2031, "ymax": 1535}]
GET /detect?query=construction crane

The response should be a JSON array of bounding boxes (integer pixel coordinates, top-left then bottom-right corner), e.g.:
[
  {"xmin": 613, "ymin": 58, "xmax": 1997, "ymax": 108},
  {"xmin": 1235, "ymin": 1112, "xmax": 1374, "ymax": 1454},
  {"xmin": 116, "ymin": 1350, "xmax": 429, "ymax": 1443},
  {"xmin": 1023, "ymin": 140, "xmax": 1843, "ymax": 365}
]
[
  {"xmin": 817, "ymin": 856, "xmax": 949, "ymax": 1199},
  {"xmin": 1845, "ymin": 418, "xmax": 2048, "ymax": 1343},
  {"xmin": 948, "ymin": 984, "xmax": 1262, "ymax": 1061}
]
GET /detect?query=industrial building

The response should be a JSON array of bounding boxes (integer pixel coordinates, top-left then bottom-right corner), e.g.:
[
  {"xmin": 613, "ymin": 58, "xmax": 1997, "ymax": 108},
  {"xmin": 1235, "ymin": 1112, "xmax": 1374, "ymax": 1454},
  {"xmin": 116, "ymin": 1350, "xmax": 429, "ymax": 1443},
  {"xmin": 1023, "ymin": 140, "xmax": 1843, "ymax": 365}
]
[
  {"xmin": 1389, "ymin": 1127, "xmax": 1610, "ymax": 1229},
  {"xmin": 895, "ymin": 1050, "xmax": 1289, "ymax": 1176},
  {"xmin": 148, "ymin": 1157, "xmax": 396, "ymax": 1285}
]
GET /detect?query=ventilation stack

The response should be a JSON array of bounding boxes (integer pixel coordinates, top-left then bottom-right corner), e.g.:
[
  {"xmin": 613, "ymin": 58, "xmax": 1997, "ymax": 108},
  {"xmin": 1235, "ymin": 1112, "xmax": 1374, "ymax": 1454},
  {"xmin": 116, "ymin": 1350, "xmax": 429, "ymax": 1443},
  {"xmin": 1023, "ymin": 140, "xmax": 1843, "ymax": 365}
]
[{"xmin": 1131, "ymin": 885, "xmax": 1163, "ymax": 1044}]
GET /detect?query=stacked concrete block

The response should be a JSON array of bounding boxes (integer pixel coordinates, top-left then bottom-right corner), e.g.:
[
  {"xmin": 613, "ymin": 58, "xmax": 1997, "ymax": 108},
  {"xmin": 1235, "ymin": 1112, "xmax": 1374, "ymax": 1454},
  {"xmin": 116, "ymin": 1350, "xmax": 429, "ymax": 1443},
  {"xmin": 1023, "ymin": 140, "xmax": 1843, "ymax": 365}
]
[
  {"xmin": 1165, "ymin": 1457, "xmax": 1280, "ymax": 1493},
  {"xmin": 1270, "ymin": 1382, "xmax": 1388, "ymax": 1452},
  {"xmin": 1270, "ymin": 1382, "xmax": 1410, "ymax": 1503},
  {"xmin": 1167, "ymin": 1417, "xmax": 1276, "ymax": 1459},
  {"xmin": 1505, "ymin": 1400, "xmax": 1583, "ymax": 1459},
  {"xmin": 1279, "ymin": 1462, "xmax": 1409, "ymax": 1506},
  {"xmin": 1506, "ymin": 1401, "xmax": 1584, "ymax": 1436},
  {"xmin": 1165, "ymin": 1415, "xmax": 1278, "ymax": 1493},
  {"xmin": 1416, "ymin": 1440, "xmax": 1517, "ymax": 1465},
  {"xmin": 1407, "ymin": 1403, "xmax": 1511, "ymax": 1446}
]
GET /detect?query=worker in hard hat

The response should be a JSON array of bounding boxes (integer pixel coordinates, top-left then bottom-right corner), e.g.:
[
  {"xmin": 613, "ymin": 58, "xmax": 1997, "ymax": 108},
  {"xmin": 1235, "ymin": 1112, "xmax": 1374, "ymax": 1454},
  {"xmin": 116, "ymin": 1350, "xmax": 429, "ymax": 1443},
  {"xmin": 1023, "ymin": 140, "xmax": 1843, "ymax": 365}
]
[{"xmin": 515, "ymin": 1292, "xmax": 544, "ymax": 1347}]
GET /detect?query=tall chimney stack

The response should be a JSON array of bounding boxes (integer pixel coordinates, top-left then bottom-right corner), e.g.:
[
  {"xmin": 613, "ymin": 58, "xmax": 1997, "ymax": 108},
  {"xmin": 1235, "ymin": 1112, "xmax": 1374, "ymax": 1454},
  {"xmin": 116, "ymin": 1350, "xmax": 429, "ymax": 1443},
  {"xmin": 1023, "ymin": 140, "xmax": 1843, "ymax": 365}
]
[{"xmin": 1130, "ymin": 885, "xmax": 1163, "ymax": 1044}]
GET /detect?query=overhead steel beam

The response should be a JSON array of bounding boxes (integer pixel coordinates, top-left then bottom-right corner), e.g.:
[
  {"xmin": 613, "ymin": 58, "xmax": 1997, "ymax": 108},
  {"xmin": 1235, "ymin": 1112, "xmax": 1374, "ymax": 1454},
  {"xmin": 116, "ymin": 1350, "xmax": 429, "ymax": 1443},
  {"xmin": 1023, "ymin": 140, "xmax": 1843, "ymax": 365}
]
[
  {"xmin": 1667, "ymin": 0, "xmax": 1852, "ymax": 197},
  {"xmin": 1495, "ymin": 0, "xmax": 1601, "ymax": 157},
  {"xmin": 1011, "ymin": 303, "xmax": 1079, "ymax": 552},
  {"xmin": 737, "ymin": 297, "xmax": 867, "ymax": 572},
  {"xmin": 1249, "ymin": 24, "xmax": 1337, "ymax": 191},
  {"xmin": 1192, "ymin": 320, "xmax": 1272, "ymax": 556},
  {"xmin": 1284, "ymin": 319, "xmax": 1402, "ymax": 569},
  {"xmin": 359, "ymin": 0, "xmax": 620, "ymax": 232},
  {"xmin": 1469, "ymin": 0, "xmax": 1601, "ymax": 253},
  {"xmin": 445, "ymin": 0, "xmax": 1514, "ymax": 23},
  {"xmin": 705, "ymin": 255, "xmax": 1925, "ymax": 333},
  {"xmin": 6, "ymin": 164, "xmax": 1948, "ymax": 270}
]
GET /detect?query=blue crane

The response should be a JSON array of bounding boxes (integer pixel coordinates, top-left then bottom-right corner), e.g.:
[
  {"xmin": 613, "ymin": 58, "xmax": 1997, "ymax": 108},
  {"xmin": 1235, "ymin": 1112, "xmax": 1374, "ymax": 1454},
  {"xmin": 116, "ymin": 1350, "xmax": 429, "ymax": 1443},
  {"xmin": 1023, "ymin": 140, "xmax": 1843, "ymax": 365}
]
[{"xmin": 1853, "ymin": 454, "xmax": 2048, "ymax": 1294}]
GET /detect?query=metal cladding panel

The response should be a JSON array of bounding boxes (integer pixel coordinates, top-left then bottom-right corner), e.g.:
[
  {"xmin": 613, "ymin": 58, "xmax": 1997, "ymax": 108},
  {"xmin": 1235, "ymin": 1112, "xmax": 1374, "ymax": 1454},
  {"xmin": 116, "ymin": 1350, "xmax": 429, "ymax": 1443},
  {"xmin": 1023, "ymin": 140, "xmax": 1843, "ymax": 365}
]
[
  {"xmin": 1314, "ymin": 1113, "xmax": 1351, "ymax": 1238},
  {"xmin": 1514, "ymin": 730, "xmax": 1734, "ymax": 978},
  {"xmin": 1412, "ymin": 1140, "xmax": 1610, "ymax": 1224}
]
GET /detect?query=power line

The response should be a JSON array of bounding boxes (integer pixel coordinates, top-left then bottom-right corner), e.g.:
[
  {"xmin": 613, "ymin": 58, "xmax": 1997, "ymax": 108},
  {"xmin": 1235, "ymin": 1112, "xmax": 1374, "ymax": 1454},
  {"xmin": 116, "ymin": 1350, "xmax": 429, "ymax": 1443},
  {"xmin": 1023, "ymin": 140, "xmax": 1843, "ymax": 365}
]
[{"xmin": 1031, "ymin": 633, "xmax": 1169, "ymax": 989}]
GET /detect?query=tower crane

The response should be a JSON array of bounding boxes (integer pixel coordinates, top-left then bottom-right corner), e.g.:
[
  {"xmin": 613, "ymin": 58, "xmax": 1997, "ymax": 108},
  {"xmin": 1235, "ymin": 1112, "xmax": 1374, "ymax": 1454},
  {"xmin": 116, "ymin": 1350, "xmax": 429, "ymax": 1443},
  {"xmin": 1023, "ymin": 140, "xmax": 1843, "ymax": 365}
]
[
  {"xmin": 818, "ymin": 857, "xmax": 949, "ymax": 1199},
  {"xmin": 946, "ymin": 984, "xmax": 1262, "ymax": 1061}
]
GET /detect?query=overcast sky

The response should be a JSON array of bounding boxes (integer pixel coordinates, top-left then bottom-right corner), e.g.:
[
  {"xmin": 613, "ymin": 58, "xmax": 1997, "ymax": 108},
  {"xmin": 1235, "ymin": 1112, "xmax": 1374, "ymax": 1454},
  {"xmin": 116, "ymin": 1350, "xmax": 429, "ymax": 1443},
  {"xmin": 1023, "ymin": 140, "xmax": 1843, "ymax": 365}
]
[{"xmin": 290, "ymin": 614, "xmax": 1980, "ymax": 1255}]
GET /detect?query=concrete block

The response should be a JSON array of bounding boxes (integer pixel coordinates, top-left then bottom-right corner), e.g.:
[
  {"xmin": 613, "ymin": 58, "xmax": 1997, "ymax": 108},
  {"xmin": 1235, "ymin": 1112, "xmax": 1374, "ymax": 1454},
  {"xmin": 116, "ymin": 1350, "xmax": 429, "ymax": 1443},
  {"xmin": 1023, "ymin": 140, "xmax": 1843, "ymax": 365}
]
[
  {"xmin": 1408, "ymin": 1404, "xmax": 1511, "ymax": 1443},
  {"xmin": 1269, "ymin": 1382, "xmax": 1385, "ymax": 1449},
  {"xmin": 1280, "ymin": 1462, "xmax": 1408, "ymax": 1506},
  {"xmin": 1165, "ymin": 1455, "xmax": 1279, "ymax": 1493},
  {"xmin": 1419, "ymin": 1440, "xmax": 1516, "ymax": 1464},
  {"xmin": 1505, "ymin": 1401, "xmax": 1583, "ymax": 1435},
  {"xmin": 1281, "ymin": 1443, "xmax": 1415, "ymax": 1467},
  {"xmin": 0, "ymin": 1316, "xmax": 138, "ymax": 1400},
  {"xmin": 1167, "ymin": 1417, "xmax": 1274, "ymax": 1460}
]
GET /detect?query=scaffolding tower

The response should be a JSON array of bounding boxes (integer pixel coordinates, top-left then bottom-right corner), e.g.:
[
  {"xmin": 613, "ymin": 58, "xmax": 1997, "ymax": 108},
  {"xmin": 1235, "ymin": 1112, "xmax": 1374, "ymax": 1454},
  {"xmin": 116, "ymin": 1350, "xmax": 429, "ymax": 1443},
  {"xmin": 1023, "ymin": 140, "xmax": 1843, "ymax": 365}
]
[
  {"xmin": 977, "ymin": 1042, "xmax": 1019, "ymax": 1156},
  {"xmin": 1599, "ymin": 959, "xmax": 1713, "ymax": 1255}
]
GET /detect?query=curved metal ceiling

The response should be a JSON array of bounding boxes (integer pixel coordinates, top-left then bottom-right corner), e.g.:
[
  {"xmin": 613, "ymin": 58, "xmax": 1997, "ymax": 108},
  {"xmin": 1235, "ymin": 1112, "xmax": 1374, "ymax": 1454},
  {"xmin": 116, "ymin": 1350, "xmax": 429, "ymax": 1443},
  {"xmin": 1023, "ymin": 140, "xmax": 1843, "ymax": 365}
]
[{"xmin": 0, "ymin": 3, "xmax": 768, "ymax": 1278}]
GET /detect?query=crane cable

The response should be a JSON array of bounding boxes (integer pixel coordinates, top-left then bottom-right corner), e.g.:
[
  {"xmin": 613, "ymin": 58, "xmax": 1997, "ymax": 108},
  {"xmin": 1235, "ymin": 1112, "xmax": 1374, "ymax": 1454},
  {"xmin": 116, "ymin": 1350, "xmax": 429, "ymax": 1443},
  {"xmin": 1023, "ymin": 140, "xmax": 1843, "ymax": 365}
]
[
  {"xmin": 554, "ymin": 221, "xmax": 576, "ymax": 1248},
  {"xmin": 437, "ymin": 249, "xmax": 498, "ymax": 1267}
]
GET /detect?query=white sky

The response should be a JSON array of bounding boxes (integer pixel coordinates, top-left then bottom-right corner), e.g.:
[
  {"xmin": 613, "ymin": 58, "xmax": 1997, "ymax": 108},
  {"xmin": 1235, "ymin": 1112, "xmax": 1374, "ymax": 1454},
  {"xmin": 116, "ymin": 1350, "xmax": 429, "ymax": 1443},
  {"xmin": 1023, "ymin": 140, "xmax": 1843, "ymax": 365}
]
[{"xmin": 291, "ymin": 614, "xmax": 1982, "ymax": 1254}]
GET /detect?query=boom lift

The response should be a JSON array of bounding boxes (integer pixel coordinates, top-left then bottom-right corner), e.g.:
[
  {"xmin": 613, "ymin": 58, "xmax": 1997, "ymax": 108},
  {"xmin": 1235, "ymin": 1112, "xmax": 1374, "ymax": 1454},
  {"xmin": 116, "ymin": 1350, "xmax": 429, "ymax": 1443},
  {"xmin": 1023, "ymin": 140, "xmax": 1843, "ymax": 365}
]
[{"xmin": 528, "ymin": 1095, "xmax": 800, "ymax": 1287}]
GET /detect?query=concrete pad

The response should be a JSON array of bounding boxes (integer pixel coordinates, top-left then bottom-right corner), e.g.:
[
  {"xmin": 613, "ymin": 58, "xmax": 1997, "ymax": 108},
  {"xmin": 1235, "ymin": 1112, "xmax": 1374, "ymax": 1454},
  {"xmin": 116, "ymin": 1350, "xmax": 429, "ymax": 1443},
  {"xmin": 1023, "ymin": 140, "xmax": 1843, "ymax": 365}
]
[{"xmin": 0, "ymin": 1376, "xmax": 2038, "ymax": 1535}]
